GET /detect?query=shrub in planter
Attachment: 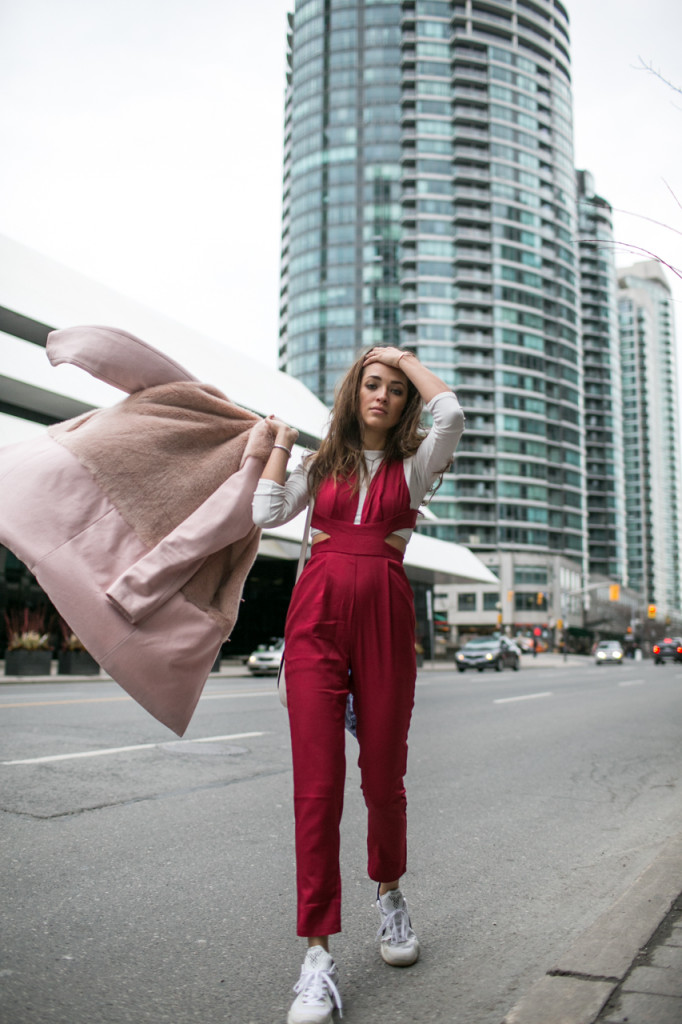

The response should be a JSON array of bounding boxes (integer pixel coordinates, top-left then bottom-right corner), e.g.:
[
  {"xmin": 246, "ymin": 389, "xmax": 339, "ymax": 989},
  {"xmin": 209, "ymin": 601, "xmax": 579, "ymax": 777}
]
[
  {"xmin": 58, "ymin": 621, "xmax": 101, "ymax": 675},
  {"xmin": 4, "ymin": 609, "xmax": 53, "ymax": 676}
]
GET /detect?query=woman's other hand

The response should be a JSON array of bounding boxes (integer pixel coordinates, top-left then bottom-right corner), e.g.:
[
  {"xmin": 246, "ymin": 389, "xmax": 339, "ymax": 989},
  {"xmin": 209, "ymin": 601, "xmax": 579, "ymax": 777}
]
[{"xmin": 363, "ymin": 346, "xmax": 412, "ymax": 369}]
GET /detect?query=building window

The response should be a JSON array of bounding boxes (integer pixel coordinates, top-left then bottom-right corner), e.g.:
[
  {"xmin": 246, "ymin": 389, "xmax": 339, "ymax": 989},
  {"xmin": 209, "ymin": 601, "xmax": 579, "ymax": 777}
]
[
  {"xmin": 458, "ymin": 592, "xmax": 477, "ymax": 612},
  {"xmin": 513, "ymin": 566, "xmax": 547, "ymax": 585},
  {"xmin": 483, "ymin": 592, "xmax": 499, "ymax": 611},
  {"xmin": 515, "ymin": 592, "xmax": 547, "ymax": 611}
]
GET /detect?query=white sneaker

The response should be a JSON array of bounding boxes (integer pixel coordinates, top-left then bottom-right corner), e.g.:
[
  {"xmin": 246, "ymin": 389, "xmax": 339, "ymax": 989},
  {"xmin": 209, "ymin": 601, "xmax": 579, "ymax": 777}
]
[
  {"xmin": 376, "ymin": 888, "xmax": 420, "ymax": 967},
  {"xmin": 287, "ymin": 946, "xmax": 343, "ymax": 1024}
]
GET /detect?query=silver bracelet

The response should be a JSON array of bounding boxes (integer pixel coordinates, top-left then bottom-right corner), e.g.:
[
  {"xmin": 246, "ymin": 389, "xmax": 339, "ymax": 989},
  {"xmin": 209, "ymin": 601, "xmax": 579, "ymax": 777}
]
[{"xmin": 272, "ymin": 443, "xmax": 292, "ymax": 457}]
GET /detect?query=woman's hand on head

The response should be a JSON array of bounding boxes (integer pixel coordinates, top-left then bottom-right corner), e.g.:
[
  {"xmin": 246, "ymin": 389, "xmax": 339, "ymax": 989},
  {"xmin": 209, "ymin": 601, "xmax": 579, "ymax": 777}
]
[{"xmin": 363, "ymin": 346, "xmax": 414, "ymax": 370}]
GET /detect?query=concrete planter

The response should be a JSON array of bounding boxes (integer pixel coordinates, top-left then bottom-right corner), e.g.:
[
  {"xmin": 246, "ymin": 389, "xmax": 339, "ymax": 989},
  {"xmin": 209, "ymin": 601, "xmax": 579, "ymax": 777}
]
[
  {"xmin": 58, "ymin": 650, "xmax": 101, "ymax": 675},
  {"xmin": 4, "ymin": 649, "xmax": 53, "ymax": 676}
]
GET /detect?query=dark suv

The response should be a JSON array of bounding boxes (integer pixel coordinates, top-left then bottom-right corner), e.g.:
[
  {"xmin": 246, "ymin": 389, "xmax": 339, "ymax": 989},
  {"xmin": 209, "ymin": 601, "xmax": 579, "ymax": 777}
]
[
  {"xmin": 652, "ymin": 637, "xmax": 682, "ymax": 664},
  {"xmin": 455, "ymin": 636, "xmax": 521, "ymax": 673}
]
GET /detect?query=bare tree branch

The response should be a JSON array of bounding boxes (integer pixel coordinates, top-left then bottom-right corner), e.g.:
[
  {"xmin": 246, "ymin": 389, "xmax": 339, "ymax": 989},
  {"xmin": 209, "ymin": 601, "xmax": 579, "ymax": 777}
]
[
  {"xmin": 636, "ymin": 57, "xmax": 682, "ymax": 97},
  {"xmin": 580, "ymin": 238, "xmax": 682, "ymax": 283},
  {"xmin": 663, "ymin": 179, "xmax": 682, "ymax": 216},
  {"xmin": 607, "ymin": 205, "xmax": 682, "ymax": 239}
]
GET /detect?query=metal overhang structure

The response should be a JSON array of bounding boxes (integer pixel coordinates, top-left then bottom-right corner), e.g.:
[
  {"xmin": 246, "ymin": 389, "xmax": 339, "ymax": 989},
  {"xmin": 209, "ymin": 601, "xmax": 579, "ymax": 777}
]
[{"xmin": 0, "ymin": 234, "xmax": 498, "ymax": 590}]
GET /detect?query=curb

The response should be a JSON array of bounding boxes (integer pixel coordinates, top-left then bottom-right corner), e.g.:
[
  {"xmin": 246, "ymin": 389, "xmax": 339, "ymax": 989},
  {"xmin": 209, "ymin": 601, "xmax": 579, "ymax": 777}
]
[
  {"xmin": 0, "ymin": 664, "xmax": 250, "ymax": 685},
  {"xmin": 501, "ymin": 832, "xmax": 682, "ymax": 1024}
]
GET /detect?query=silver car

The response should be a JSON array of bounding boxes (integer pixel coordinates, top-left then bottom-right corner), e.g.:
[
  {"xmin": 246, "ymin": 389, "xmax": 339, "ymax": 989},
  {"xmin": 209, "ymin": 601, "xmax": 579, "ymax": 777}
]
[
  {"xmin": 594, "ymin": 640, "xmax": 624, "ymax": 665},
  {"xmin": 246, "ymin": 638, "xmax": 284, "ymax": 676}
]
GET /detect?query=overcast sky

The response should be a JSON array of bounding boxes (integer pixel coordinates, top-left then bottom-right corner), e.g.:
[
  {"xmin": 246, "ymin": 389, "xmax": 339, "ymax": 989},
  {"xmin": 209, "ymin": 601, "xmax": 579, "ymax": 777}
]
[{"xmin": 1, "ymin": 0, "xmax": 679, "ymax": 370}]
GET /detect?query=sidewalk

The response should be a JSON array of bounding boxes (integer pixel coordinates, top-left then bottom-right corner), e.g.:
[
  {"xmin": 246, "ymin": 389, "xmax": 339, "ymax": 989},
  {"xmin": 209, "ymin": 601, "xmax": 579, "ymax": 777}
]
[
  {"xmin": 0, "ymin": 659, "xmax": 250, "ymax": 684},
  {"xmin": 502, "ymin": 833, "xmax": 682, "ymax": 1024},
  {"xmin": 0, "ymin": 651, "xmax": 591, "ymax": 683}
]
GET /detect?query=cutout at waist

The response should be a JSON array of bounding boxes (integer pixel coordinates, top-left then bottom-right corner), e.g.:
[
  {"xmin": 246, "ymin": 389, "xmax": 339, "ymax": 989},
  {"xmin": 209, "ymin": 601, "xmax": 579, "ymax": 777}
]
[{"xmin": 312, "ymin": 531, "xmax": 407, "ymax": 554}]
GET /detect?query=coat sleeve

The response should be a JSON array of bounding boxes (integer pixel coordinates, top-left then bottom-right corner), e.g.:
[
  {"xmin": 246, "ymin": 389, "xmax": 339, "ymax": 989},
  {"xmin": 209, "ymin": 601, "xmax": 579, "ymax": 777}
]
[
  {"xmin": 47, "ymin": 325, "xmax": 199, "ymax": 394},
  {"xmin": 105, "ymin": 456, "xmax": 264, "ymax": 625}
]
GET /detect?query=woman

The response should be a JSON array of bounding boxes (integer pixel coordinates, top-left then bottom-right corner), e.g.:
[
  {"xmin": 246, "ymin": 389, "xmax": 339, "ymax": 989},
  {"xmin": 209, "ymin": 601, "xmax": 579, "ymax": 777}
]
[{"xmin": 252, "ymin": 346, "xmax": 464, "ymax": 1023}]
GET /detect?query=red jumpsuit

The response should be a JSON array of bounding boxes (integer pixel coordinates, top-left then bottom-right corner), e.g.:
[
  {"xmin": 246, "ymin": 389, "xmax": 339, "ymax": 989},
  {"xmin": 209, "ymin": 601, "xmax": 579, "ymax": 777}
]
[{"xmin": 284, "ymin": 458, "xmax": 419, "ymax": 937}]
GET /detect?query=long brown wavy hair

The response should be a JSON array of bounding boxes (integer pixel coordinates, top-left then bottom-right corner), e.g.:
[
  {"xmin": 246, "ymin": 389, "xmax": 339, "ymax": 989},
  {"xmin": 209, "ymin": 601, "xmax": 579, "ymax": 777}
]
[{"xmin": 306, "ymin": 349, "xmax": 427, "ymax": 498}]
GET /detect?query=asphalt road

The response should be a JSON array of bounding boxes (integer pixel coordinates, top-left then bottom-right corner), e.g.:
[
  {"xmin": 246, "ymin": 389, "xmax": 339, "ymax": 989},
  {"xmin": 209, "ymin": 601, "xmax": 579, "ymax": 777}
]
[{"xmin": 2, "ymin": 657, "xmax": 682, "ymax": 1024}]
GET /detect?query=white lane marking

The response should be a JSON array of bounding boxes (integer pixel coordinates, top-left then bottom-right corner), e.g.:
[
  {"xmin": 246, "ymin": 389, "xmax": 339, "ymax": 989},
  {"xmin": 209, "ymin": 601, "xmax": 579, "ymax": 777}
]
[
  {"xmin": 201, "ymin": 690, "xmax": 273, "ymax": 699},
  {"xmin": 2, "ymin": 732, "xmax": 267, "ymax": 766},
  {"xmin": 618, "ymin": 679, "xmax": 645, "ymax": 687},
  {"xmin": 494, "ymin": 692, "xmax": 553, "ymax": 704}
]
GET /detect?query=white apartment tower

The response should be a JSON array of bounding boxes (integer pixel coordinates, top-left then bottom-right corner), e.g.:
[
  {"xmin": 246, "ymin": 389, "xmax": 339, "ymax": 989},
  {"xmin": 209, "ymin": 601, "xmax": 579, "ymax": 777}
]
[{"xmin": 618, "ymin": 261, "xmax": 681, "ymax": 616}]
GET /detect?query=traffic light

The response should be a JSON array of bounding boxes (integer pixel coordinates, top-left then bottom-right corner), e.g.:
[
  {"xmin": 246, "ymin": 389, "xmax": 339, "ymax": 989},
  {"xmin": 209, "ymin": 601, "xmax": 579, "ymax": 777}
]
[
  {"xmin": 536, "ymin": 591, "xmax": 543, "ymax": 605},
  {"xmin": 648, "ymin": 604, "xmax": 657, "ymax": 619},
  {"xmin": 609, "ymin": 584, "xmax": 620, "ymax": 601}
]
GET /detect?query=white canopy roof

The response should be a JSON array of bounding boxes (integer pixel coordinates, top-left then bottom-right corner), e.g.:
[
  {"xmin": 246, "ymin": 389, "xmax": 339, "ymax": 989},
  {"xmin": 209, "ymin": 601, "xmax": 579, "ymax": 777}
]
[
  {"xmin": 0, "ymin": 235, "xmax": 330, "ymax": 444},
  {"xmin": 0, "ymin": 234, "xmax": 498, "ymax": 587}
]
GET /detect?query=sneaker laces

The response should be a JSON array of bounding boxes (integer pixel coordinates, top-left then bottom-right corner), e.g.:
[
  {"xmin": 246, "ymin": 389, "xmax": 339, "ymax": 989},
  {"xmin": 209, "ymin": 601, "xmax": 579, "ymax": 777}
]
[
  {"xmin": 376, "ymin": 891, "xmax": 414, "ymax": 945},
  {"xmin": 293, "ymin": 951, "xmax": 343, "ymax": 1017}
]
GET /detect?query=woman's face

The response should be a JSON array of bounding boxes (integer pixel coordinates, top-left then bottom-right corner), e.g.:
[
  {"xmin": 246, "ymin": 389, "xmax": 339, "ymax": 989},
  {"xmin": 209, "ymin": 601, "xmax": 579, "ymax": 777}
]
[{"xmin": 357, "ymin": 362, "xmax": 409, "ymax": 443}]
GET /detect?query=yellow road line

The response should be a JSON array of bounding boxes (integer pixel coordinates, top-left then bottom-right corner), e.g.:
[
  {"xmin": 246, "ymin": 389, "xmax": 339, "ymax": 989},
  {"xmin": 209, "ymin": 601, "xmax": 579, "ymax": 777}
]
[
  {"xmin": 0, "ymin": 690, "xmax": 273, "ymax": 710},
  {"xmin": 0, "ymin": 696, "xmax": 132, "ymax": 709}
]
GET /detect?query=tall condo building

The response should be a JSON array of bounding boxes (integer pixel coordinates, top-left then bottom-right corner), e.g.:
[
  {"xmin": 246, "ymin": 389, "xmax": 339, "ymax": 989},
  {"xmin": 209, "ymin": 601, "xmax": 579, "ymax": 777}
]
[
  {"xmin": 279, "ymin": 0, "xmax": 586, "ymax": 609},
  {"xmin": 576, "ymin": 170, "xmax": 626, "ymax": 584},
  {"xmin": 618, "ymin": 262, "xmax": 682, "ymax": 615}
]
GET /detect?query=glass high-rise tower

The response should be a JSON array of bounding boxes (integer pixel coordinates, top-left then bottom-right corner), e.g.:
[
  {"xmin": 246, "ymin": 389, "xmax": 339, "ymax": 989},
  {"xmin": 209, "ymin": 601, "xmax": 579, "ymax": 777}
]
[
  {"xmin": 576, "ymin": 170, "xmax": 626, "ymax": 584},
  {"xmin": 279, "ymin": 0, "xmax": 585, "ymax": 581}
]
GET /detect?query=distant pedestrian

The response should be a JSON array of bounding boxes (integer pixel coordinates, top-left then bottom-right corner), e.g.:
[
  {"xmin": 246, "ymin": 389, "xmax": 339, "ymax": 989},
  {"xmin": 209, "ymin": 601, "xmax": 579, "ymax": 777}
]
[{"xmin": 253, "ymin": 346, "xmax": 464, "ymax": 1023}]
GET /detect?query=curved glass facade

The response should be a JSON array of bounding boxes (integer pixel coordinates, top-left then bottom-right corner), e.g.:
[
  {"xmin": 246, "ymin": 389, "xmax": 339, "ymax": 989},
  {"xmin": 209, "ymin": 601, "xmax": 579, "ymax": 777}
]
[
  {"xmin": 280, "ymin": 0, "xmax": 586, "ymax": 567},
  {"xmin": 281, "ymin": 0, "xmax": 405, "ymax": 403},
  {"xmin": 577, "ymin": 170, "xmax": 626, "ymax": 583}
]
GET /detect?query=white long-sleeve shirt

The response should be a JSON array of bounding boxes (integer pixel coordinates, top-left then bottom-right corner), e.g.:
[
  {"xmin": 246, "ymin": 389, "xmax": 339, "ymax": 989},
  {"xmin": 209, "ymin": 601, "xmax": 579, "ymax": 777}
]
[{"xmin": 252, "ymin": 391, "xmax": 464, "ymax": 543}]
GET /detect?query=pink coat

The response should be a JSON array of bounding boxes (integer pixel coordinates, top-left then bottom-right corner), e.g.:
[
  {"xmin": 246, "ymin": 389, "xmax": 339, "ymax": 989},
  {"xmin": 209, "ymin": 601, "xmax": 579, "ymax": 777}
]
[{"xmin": 0, "ymin": 326, "xmax": 275, "ymax": 735}]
